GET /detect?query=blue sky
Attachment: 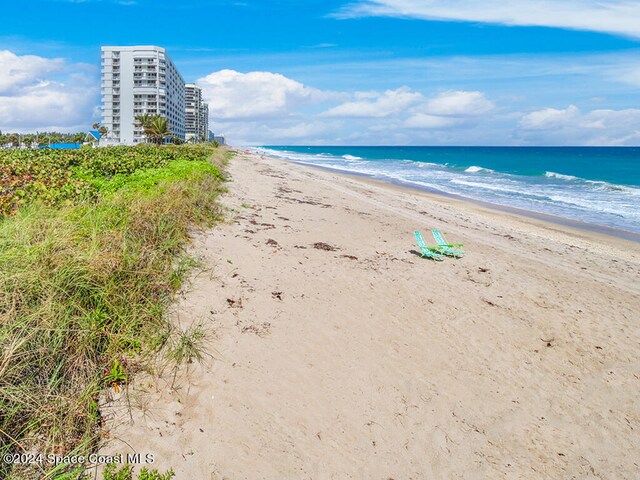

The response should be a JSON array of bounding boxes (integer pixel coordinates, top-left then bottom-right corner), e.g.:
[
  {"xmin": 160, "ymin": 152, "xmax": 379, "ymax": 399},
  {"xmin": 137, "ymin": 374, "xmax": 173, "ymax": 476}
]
[{"xmin": 1, "ymin": 0, "xmax": 640, "ymax": 145}]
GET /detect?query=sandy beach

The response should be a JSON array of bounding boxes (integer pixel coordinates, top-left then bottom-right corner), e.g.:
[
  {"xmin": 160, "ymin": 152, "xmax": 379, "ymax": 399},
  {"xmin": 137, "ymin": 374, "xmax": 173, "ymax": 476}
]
[{"xmin": 101, "ymin": 149, "xmax": 640, "ymax": 479}]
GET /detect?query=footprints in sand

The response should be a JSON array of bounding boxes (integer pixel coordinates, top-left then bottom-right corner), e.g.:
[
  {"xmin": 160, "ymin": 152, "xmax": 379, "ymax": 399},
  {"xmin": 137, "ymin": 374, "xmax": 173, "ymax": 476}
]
[{"xmin": 240, "ymin": 322, "xmax": 271, "ymax": 336}]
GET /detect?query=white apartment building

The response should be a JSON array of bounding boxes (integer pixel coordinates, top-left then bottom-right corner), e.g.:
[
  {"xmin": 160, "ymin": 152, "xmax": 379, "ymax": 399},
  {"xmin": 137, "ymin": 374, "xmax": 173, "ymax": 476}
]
[
  {"xmin": 101, "ymin": 46, "xmax": 186, "ymax": 145},
  {"xmin": 185, "ymin": 84, "xmax": 209, "ymax": 142}
]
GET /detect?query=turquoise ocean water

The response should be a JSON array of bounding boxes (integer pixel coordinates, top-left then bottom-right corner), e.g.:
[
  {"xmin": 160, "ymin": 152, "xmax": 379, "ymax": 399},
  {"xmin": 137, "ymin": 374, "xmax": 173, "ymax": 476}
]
[{"xmin": 255, "ymin": 146, "xmax": 640, "ymax": 235}]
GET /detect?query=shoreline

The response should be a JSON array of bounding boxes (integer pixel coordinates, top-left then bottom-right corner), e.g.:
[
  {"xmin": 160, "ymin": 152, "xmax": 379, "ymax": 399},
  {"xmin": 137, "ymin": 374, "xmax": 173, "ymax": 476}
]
[{"xmin": 248, "ymin": 148, "xmax": 640, "ymax": 243}]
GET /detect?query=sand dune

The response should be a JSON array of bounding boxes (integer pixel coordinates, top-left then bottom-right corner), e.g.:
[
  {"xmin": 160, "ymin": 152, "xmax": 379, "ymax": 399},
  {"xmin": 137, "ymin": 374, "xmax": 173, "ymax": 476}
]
[{"xmin": 101, "ymin": 149, "xmax": 640, "ymax": 479}]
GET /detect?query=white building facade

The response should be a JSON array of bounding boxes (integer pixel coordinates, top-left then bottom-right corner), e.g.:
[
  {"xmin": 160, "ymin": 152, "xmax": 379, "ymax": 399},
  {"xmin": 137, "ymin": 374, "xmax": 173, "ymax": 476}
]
[
  {"xmin": 185, "ymin": 84, "xmax": 209, "ymax": 142},
  {"xmin": 101, "ymin": 46, "xmax": 186, "ymax": 145}
]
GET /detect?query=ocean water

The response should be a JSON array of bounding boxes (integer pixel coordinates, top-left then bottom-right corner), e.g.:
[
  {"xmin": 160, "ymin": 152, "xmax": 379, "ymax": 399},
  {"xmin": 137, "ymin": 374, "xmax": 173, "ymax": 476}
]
[{"xmin": 255, "ymin": 146, "xmax": 640, "ymax": 235}]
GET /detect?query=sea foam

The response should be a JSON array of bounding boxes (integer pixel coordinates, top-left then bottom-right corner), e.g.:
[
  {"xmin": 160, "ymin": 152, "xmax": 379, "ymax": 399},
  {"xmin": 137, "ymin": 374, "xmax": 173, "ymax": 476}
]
[
  {"xmin": 545, "ymin": 171, "xmax": 578, "ymax": 181},
  {"xmin": 465, "ymin": 166, "xmax": 492, "ymax": 173}
]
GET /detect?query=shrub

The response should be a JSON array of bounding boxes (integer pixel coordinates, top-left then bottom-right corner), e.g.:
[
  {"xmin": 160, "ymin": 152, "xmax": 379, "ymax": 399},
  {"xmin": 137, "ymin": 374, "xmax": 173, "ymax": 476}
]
[{"xmin": 0, "ymin": 145, "xmax": 229, "ymax": 479}]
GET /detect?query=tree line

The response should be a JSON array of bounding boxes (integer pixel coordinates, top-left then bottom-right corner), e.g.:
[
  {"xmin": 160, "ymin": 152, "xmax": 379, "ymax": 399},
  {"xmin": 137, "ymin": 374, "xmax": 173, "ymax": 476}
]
[
  {"xmin": 2, "ymin": 114, "xmax": 214, "ymax": 148},
  {"xmin": 0, "ymin": 131, "xmax": 87, "ymax": 148}
]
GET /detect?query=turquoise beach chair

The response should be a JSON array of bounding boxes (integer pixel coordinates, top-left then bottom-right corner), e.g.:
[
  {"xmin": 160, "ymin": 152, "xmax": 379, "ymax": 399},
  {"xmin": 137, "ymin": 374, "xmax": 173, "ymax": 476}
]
[
  {"xmin": 414, "ymin": 231, "xmax": 444, "ymax": 261},
  {"xmin": 431, "ymin": 229, "xmax": 464, "ymax": 257}
]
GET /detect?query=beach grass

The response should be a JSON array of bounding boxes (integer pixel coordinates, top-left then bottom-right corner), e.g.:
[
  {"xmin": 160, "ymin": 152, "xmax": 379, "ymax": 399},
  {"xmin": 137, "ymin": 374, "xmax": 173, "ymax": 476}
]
[{"xmin": 0, "ymin": 144, "xmax": 229, "ymax": 479}]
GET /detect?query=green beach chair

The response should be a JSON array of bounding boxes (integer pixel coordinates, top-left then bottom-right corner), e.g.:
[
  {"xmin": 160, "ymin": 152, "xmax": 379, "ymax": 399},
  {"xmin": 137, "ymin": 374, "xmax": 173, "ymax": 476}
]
[
  {"xmin": 431, "ymin": 229, "xmax": 464, "ymax": 257},
  {"xmin": 414, "ymin": 231, "xmax": 444, "ymax": 261}
]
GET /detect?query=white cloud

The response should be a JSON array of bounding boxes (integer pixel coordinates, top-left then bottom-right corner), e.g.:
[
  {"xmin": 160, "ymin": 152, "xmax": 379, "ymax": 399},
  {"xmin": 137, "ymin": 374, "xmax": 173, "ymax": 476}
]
[
  {"xmin": 0, "ymin": 50, "xmax": 98, "ymax": 131},
  {"xmin": 209, "ymin": 118, "xmax": 346, "ymax": 146},
  {"xmin": 321, "ymin": 87, "xmax": 423, "ymax": 118},
  {"xmin": 0, "ymin": 50, "xmax": 64, "ymax": 95},
  {"xmin": 264, "ymin": 120, "xmax": 343, "ymax": 140},
  {"xmin": 404, "ymin": 113, "xmax": 460, "ymax": 129},
  {"xmin": 404, "ymin": 91, "xmax": 494, "ymax": 129},
  {"xmin": 197, "ymin": 69, "xmax": 326, "ymax": 120},
  {"xmin": 519, "ymin": 105, "xmax": 640, "ymax": 145},
  {"xmin": 424, "ymin": 90, "xmax": 494, "ymax": 117},
  {"xmin": 193, "ymin": 65, "xmax": 638, "ymax": 146},
  {"xmin": 608, "ymin": 65, "xmax": 640, "ymax": 87},
  {"xmin": 519, "ymin": 105, "xmax": 580, "ymax": 130},
  {"xmin": 337, "ymin": 0, "xmax": 640, "ymax": 38},
  {"xmin": 321, "ymin": 88, "xmax": 493, "ymax": 129},
  {"xmin": 200, "ymin": 75, "xmax": 497, "ymax": 142}
]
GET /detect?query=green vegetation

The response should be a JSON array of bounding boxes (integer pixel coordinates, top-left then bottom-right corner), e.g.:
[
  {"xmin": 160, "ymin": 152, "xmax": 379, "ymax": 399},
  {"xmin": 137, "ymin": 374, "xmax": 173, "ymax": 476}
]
[
  {"xmin": 101, "ymin": 464, "xmax": 175, "ymax": 480},
  {"xmin": 0, "ymin": 131, "xmax": 87, "ymax": 148},
  {"xmin": 0, "ymin": 144, "xmax": 230, "ymax": 479},
  {"xmin": 54, "ymin": 464, "xmax": 175, "ymax": 480},
  {"xmin": 0, "ymin": 145, "xmax": 217, "ymax": 216}
]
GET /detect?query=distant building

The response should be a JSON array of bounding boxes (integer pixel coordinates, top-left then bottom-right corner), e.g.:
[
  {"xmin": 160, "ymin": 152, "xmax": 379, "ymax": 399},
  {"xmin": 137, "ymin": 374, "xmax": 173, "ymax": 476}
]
[
  {"xmin": 208, "ymin": 130, "xmax": 215, "ymax": 142},
  {"xmin": 213, "ymin": 134, "xmax": 226, "ymax": 145},
  {"xmin": 101, "ymin": 46, "xmax": 186, "ymax": 145},
  {"xmin": 185, "ymin": 84, "xmax": 209, "ymax": 142}
]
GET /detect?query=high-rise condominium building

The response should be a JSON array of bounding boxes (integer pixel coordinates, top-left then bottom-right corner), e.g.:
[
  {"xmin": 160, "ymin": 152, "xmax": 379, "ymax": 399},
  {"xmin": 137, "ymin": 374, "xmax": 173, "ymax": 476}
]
[
  {"xmin": 185, "ymin": 84, "xmax": 209, "ymax": 142},
  {"xmin": 101, "ymin": 46, "xmax": 186, "ymax": 145}
]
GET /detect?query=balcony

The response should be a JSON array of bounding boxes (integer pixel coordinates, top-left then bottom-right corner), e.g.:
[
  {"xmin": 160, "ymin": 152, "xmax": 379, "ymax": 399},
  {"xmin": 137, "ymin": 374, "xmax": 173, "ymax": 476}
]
[{"xmin": 133, "ymin": 87, "xmax": 165, "ymax": 95}]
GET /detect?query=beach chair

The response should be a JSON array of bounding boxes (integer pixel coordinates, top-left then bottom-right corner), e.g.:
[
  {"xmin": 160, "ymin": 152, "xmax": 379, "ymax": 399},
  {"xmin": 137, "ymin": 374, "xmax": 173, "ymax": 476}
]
[
  {"xmin": 431, "ymin": 229, "xmax": 464, "ymax": 257},
  {"xmin": 414, "ymin": 231, "xmax": 444, "ymax": 261}
]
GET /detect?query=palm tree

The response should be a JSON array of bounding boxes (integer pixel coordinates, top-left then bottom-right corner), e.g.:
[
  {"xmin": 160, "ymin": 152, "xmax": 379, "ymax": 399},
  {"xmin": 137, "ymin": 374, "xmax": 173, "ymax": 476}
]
[
  {"xmin": 149, "ymin": 116, "xmax": 171, "ymax": 145},
  {"xmin": 134, "ymin": 114, "xmax": 173, "ymax": 145},
  {"xmin": 134, "ymin": 114, "xmax": 154, "ymax": 143},
  {"xmin": 134, "ymin": 114, "xmax": 152, "ymax": 129},
  {"xmin": 146, "ymin": 116, "xmax": 170, "ymax": 145}
]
